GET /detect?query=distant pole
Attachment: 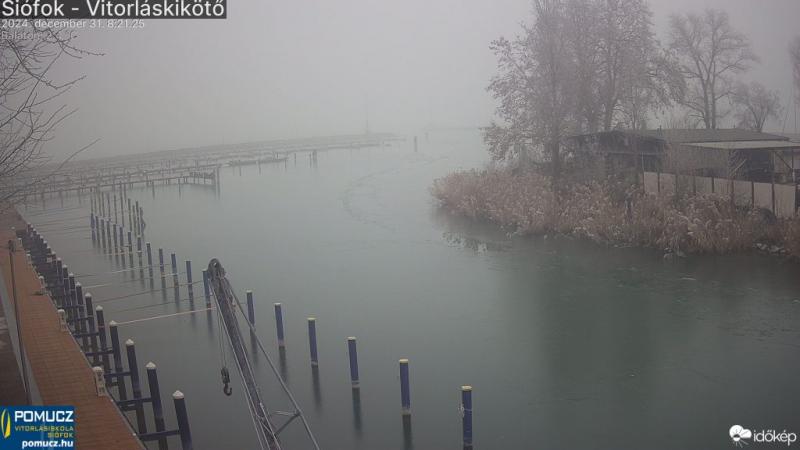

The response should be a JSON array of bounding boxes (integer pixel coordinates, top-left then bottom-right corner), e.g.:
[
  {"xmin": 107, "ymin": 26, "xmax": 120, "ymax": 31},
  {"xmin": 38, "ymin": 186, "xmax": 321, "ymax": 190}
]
[
  {"xmin": 274, "ymin": 303, "xmax": 284, "ymax": 346},
  {"xmin": 347, "ymin": 337, "xmax": 359, "ymax": 387},
  {"xmin": 202, "ymin": 270, "xmax": 210, "ymax": 306},
  {"xmin": 399, "ymin": 359, "xmax": 410, "ymax": 415},
  {"xmin": 146, "ymin": 243, "xmax": 153, "ymax": 278},
  {"xmin": 158, "ymin": 248, "xmax": 165, "ymax": 278},
  {"xmin": 185, "ymin": 260, "xmax": 194, "ymax": 302},
  {"xmin": 307, "ymin": 318, "xmax": 318, "ymax": 365},
  {"xmin": 461, "ymin": 386, "xmax": 473, "ymax": 448},
  {"xmin": 170, "ymin": 253, "xmax": 177, "ymax": 281}
]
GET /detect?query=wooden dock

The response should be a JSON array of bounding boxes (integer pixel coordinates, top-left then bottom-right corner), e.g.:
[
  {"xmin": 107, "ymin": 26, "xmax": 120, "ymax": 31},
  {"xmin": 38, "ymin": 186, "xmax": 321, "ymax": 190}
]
[{"xmin": 0, "ymin": 211, "xmax": 143, "ymax": 450}]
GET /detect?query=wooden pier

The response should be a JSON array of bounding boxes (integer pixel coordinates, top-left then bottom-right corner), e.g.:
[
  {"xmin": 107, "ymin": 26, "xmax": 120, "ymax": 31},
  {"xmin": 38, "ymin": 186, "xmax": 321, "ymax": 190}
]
[{"xmin": 0, "ymin": 212, "xmax": 143, "ymax": 449}]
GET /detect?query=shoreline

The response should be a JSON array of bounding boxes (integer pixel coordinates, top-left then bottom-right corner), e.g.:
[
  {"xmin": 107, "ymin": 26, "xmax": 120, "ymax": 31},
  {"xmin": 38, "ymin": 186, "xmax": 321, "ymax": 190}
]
[{"xmin": 431, "ymin": 167, "xmax": 800, "ymax": 261}]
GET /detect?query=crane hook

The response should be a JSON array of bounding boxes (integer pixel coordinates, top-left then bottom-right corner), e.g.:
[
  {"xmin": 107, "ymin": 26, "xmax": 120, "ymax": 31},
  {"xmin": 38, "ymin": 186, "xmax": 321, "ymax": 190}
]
[{"xmin": 221, "ymin": 366, "xmax": 232, "ymax": 396}]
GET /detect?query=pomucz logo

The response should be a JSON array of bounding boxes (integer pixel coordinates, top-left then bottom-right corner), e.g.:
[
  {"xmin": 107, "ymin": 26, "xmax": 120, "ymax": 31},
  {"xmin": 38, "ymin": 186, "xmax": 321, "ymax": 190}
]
[
  {"xmin": 730, "ymin": 425, "xmax": 798, "ymax": 447},
  {"xmin": 0, "ymin": 406, "xmax": 75, "ymax": 449}
]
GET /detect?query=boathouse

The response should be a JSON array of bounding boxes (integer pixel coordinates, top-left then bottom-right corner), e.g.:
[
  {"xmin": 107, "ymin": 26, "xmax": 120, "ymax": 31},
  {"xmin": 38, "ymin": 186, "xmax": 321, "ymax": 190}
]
[{"xmin": 565, "ymin": 128, "xmax": 800, "ymax": 217}]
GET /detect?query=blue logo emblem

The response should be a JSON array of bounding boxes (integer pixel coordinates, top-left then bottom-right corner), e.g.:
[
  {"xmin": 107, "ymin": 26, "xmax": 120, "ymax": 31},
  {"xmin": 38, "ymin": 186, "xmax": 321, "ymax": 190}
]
[{"xmin": 0, "ymin": 406, "xmax": 75, "ymax": 449}]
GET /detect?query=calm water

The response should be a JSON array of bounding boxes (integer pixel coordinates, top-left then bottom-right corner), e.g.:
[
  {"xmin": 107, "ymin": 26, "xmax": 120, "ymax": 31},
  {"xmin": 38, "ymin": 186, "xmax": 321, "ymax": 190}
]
[{"xmin": 25, "ymin": 131, "xmax": 800, "ymax": 449}]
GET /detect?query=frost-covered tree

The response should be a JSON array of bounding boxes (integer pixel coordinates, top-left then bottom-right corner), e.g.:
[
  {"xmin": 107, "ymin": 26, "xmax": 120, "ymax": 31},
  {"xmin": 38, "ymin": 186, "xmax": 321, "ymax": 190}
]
[
  {"xmin": 595, "ymin": 0, "xmax": 662, "ymax": 130},
  {"xmin": 486, "ymin": 0, "xmax": 575, "ymax": 180},
  {"xmin": 730, "ymin": 82, "xmax": 782, "ymax": 132},
  {"xmin": 0, "ymin": 26, "xmax": 96, "ymax": 208},
  {"xmin": 486, "ymin": 0, "xmax": 678, "ymax": 172},
  {"xmin": 668, "ymin": 9, "xmax": 758, "ymax": 129}
]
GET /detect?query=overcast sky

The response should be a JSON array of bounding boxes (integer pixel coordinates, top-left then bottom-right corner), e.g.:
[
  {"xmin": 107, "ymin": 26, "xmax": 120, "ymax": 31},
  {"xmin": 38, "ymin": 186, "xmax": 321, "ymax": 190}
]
[{"xmin": 48, "ymin": 0, "xmax": 800, "ymax": 159}]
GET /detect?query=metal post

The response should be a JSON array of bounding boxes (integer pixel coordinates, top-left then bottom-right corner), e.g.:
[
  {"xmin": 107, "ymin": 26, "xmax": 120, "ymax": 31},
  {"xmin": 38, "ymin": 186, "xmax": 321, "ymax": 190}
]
[
  {"xmin": 75, "ymin": 283, "xmax": 86, "ymax": 348},
  {"xmin": 173, "ymin": 391, "xmax": 193, "ymax": 450},
  {"xmin": 202, "ymin": 270, "xmax": 210, "ymax": 306},
  {"xmin": 118, "ymin": 226, "xmax": 124, "ymax": 254},
  {"xmin": 85, "ymin": 293, "xmax": 98, "ymax": 365},
  {"xmin": 274, "ymin": 302, "xmax": 284, "ymax": 346},
  {"xmin": 146, "ymin": 243, "xmax": 153, "ymax": 278},
  {"xmin": 347, "ymin": 337, "xmax": 359, "ymax": 387},
  {"xmin": 170, "ymin": 252, "xmax": 177, "ymax": 282},
  {"xmin": 112, "ymin": 223, "xmax": 118, "ymax": 253},
  {"xmin": 96, "ymin": 306, "xmax": 109, "ymax": 373},
  {"xmin": 127, "ymin": 231, "xmax": 133, "ymax": 255},
  {"xmin": 308, "ymin": 318, "xmax": 318, "ymax": 365},
  {"xmin": 158, "ymin": 248, "xmax": 165, "ymax": 277},
  {"xmin": 185, "ymin": 260, "xmax": 194, "ymax": 302},
  {"xmin": 246, "ymin": 290, "xmax": 255, "ymax": 326},
  {"xmin": 109, "ymin": 321, "xmax": 128, "ymax": 401},
  {"xmin": 126, "ymin": 339, "xmax": 147, "ymax": 434},
  {"xmin": 461, "ymin": 386, "xmax": 473, "ymax": 448},
  {"xmin": 106, "ymin": 221, "xmax": 112, "ymax": 253},
  {"xmin": 400, "ymin": 359, "xmax": 411, "ymax": 415},
  {"xmin": 146, "ymin": 362, "xmax": 168, "ymax": 450}
]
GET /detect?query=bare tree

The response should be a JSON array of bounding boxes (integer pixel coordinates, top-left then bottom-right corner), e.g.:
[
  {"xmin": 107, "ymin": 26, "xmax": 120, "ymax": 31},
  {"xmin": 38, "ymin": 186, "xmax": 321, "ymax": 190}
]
[
  {"xmin": 564, "ymin": 0, "xmax": 601, "ymax": 133},
  {"xmin": 668, "ymin": 9, "xmax": 758, "ymax": 129},
  {"xmin": 595, "ymin": 0, "xmax": 662, "ymax": 130},
  {"xmin": 486, "ymin": 0, "xmax": 575, "ymax": 181},
  {"xmin": 730, "ymin": 81, "xmax": 782, "ymax": 132},
  {"xmin": 0, "ymin": 26, "xmax": 96, "ymax": 208}
]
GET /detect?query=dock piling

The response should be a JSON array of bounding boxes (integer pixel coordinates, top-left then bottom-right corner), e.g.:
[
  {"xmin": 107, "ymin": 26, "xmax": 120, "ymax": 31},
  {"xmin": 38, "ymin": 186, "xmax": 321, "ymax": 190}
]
[
  {"xmin": 185, "ymin": 260, "xmax": 194, "ymax": 302},
  {"xmin": 274, "ymin": 302, "xmax": 284, "ymax": 347},
  {"xmin": 173, "ymin": 391, "xmax": 193, "ymax": 450},
  {"xmin": 202, "ymin": 270, "xmax": 210, "ymax": 306},
  {"xmin": 461, "ymin": 386, "xmax": 473, "ymax": 448},
  {"xmin": 308, "ymin": 318, "xmax": 318, "ymax": 365},
  {"xmin": 347, "ymin": 337, "xmax": 359, "ymax": 387},
  {"xmin": 400, "ymin": 359, "xmax": 411, "ymax": 415},
  {"xmin": 109, "ymin": 321, "xmax": 128, "ymax": 401},
  {"xmin": 146, "ymin": 362, "xmax": 168, "ymax": 450},
  {"xmin": 125, "ymin": 339, "xmax": 147, "ymax": 434}
]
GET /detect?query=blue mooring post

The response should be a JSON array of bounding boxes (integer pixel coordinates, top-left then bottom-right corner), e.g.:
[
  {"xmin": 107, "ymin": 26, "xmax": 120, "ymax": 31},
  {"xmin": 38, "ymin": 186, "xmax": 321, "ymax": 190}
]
[
  {"xmin": 127, "ymin": 231, "xmax": 133, "ymax": 254},
  {"xmin": 99, "ymin": 218, "xmax": 105, "ymax": 248},
  {"xmin": 145, "ymin": 362, "xmax": 168, "ymax": 450},
  {"xmin": 245, "ymin": 291, "xmax": 255, "ymax": 326},
  {"xmin": 347, "ymin": 337, "xmax": 359, "ymax": 387},
  {"xmin": 274, "ymin": 303, "xmax": 284, "ymax": 346},
  {"xmin": 96, "ymin": 306, "xmax": 109, "ymax": 373},
  {"xmin": 461, "ymin": 386, "xmax": 473, "ymax": 448},
  {"xmin": 185, "ymin": 260, "xmax": 194, "ymax": 302},
  {"xmin": 126, "ymin": 339, "xmax": 147, "ymax": 434},
  {"xmin": 109, "ymin": 322, "xmax": 127, "ymax": 401},
  {"xmin": 158, "ymin": 248, "xmax": 165, "ymax": 277},
  {"xmin": 146, "ymin": 243, "xmax": 153, "ymax": 278},
  {"xmin": 400, "ymin": 359, "xmax": 411, "ymax": 415},
  {"xmin": 202, "ymin": 270, "xmax": 210, "ymax": 306},
  {"xmin": 173, "ymin": 390, "xmax": 193, "ymax": 450},
  {"xmin": 170, "ymin": 253, "xmax": 177, "ymax": 280},
  {"xmin": 308, "ymin": 318, "xmax": 318, "ymax": 365}
]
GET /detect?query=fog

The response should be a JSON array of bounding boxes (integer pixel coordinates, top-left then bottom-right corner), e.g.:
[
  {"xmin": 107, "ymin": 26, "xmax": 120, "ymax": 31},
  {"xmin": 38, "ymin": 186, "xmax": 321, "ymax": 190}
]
[{"xmin": 47, "ymin": 0, "xmax": 800, "ymax": 159}]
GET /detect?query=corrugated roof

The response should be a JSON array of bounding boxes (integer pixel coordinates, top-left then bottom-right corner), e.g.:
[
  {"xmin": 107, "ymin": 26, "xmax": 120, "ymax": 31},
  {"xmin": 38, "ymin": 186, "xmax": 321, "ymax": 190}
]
[
  {"xmin": 630, "ymin": 128, "xmax": 789, "ymax": 143},
  {"xmin": 684, "ymin": 140, "xmax": 800, "ymax": 151}
]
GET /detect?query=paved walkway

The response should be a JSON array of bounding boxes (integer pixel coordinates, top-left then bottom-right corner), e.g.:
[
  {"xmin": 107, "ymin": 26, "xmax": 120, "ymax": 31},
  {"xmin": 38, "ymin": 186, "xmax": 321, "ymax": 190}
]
[{"xmin": 0, "ymin": 209, "xmax": 143, "ymax": 450}]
